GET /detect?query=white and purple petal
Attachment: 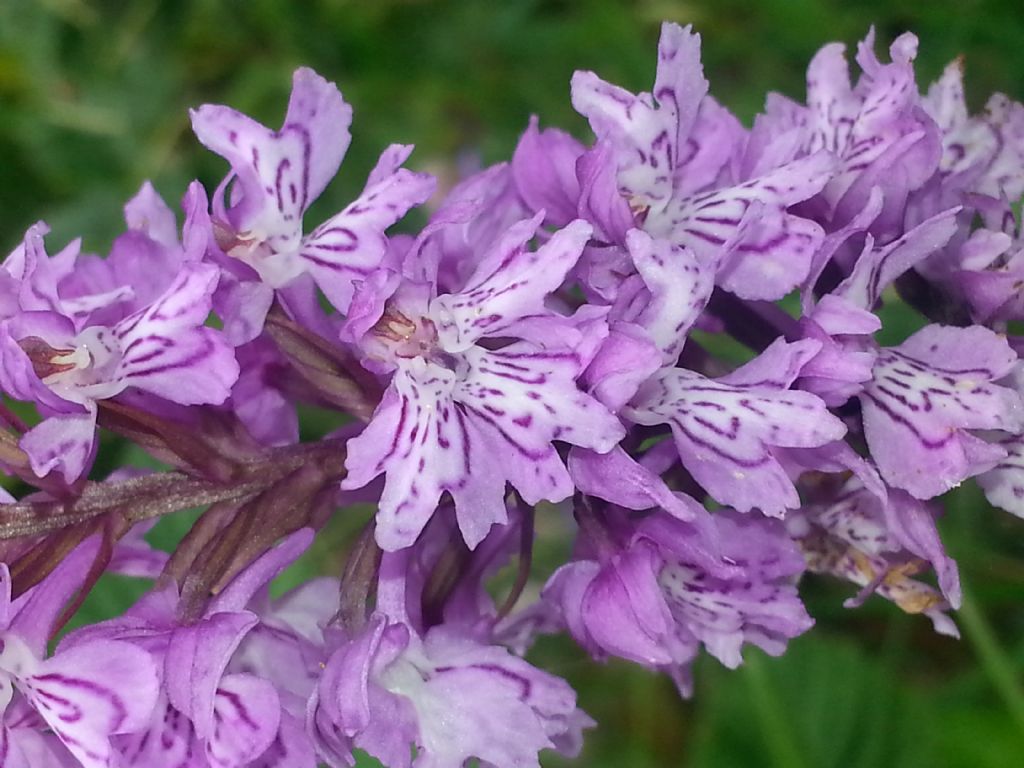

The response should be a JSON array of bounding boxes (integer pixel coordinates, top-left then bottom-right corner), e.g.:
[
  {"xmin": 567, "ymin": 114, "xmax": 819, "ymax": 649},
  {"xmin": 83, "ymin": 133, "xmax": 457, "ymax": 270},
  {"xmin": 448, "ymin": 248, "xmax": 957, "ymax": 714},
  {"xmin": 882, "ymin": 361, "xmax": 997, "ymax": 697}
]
[
  {"xmin": 431, "ymin": 217, "xmax": 592, "ymax": 351},
  {"xmin": 860, "ymin": 324, "xmax": 1024, "ymax": 499},
  {"xmin": 300, "ymin": 145, "xmax": 435, "ymax": 313},
  {"xmin": 4, "ymin": 637, "xmax": 160, "ymax": 768},
  {"xmin": 626, "ymin": 341, "xmax": 845, "ymax": 515},
  {"xmin": 191, "ymin": 67, "xmax": 352, "ymax": 249},
  {"xmin": 649, "ymin": 511, "xmax": 813, "ymax": 669},
  {"xmin": 623, "ymin": 229, "xmax": 712, "ymax": 362},
  {"xmin": 342, "ymin": 359, "xmax": 507, "ymax": 551},
  {"xmin": 203, "ymin": 674, "xmax": 280, "ymax": 768},
  {"xmin": 978, "ymin": 434, "xmax": 1024, "ymax": 518},
  {"xmin": 110, "ymin": 263, "xmax": 239, "ymax": 405}
]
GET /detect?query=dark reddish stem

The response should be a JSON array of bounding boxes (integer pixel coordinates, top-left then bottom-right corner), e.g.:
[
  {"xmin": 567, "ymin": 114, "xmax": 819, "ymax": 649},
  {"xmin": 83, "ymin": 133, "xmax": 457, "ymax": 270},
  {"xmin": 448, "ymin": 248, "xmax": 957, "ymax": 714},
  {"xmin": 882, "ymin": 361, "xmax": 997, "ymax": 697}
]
[{"xmin": 0, "ymin": 438, "xmax": 347, "ymax": 541}]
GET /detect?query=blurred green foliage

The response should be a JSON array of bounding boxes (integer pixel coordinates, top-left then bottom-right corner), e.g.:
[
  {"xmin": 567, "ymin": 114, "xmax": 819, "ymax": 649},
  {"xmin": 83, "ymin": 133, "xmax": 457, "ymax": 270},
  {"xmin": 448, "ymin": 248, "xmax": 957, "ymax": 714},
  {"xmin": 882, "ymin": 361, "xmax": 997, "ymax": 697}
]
[{"xmin": 5, "ymin": 1, "xmax": 1024, "ymax": 766}]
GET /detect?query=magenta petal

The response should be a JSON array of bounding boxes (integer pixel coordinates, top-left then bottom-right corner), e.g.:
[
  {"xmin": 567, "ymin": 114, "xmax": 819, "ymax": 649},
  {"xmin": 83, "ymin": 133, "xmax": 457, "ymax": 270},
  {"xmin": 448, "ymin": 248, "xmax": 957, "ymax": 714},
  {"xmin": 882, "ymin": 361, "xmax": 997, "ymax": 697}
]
[
  {"xmin": 861, "ymin": 324, "xmax": 1024, "ymax": 498},
  {"xmin": 432, "ymin": 216, "xmax": 592, "ymax": 351},
  {"xmin": 581, "ymin": 543, "xmax": 675, "ymax": 665},
  {"xmin": 9, "ymin": 536, "xmax": 102, "ymax": 657},
  {"xmin": 311, "ymin": 616, "xmax": 416, "ymax": 767},
  {"xmin": 114, "ymin": 693, "xmax": 194, "ymax": 768},
  {"xmin": 283, "ymin": 68, "xmax": 355, "ymax": 203},
  {"xmin": 352, "ymin": 687, "xmax": 419, "ymax": 768},
  {"xmin": 582, "ymin": 322, "xmax": 662, "ymax": 411},
  {"xmin": 624, "ymin": 229, "xmax": 712, "ymax": 362},
  {"xmin": 164, "ymin": 611, "xmax": 258, "ymax": 740},
  {"xmin": 834, "ymin": 207, "xmax": 959, "ymax": 309},
  {"xmin": 654, "ymin": 23, "xmax": 709, "ymax": 169},
  {"xmin": 339, "ymin": 268, "xmax": 404, "ymax": 351},
  {"xmin": 203, "ymin": 674, "xmax": 280, "ymax": 768},
  {"xmin": 542, "ymin": 561, "xmax": 602, "ymax": 654},
  {"xmin": 800, "ymin": 186, "xmax": 883, "ymax": 311},
  {"xmin": 568, "ymin": 446, "xmax": 700, "ymax": 522},
  {"xmin": 884, "ymin": 490, "xmax": 961, "ymax": 608},
  {"xmin": 246, "ymin": 710, "xmax": 317, "ymax": 768},
  {"xmin": 212, "ymin": 274, "xmax": 274, "ymax": 346},
  {"xmin": 191, "ymin": 67, "xmax": 351, "ymax": 239},
  {"xmin": 320, "ymin": 615, "xmax": 387, "ymax": 731},
  {"xmin": 231, "ymin": 341, "xmax": 299, "ymax": 447},
  {"xmin": 511, "ymin": 116, "xmax": 585, "ymax": 227},
  {"xmin": 20, "ymin": 411, "xmax": 96, "ymax": 483},
  {"xmin": 114, "ymin": 262, "xmax": 239, "ymax": 405},
  {"xmin": 0, "ymin": 321, "xmax": 77, "ymax": 414},
  {"xmin": 978, "ymin": 434, "xmax": 1024, "ymax": 519},
  {"xmin": 719, "ymin": 336, "xmax": 821, "ymax": 388},
  {"xmin": 25, "ymin": 639, "xmax": 160, "ymax": 768},
  {"xmin": 3, "ymin": 223, "xmax": 64, "ymax": 315},
  {"xmin": 209, "ymin": 528, "xmax": 314, "ymax": 613},
  {"xmin": 575, "ymin": 143, "xmax": 636, "ymax": 245},
  {"xmin": 108, "ymin": 521, "xmax": 169, "ymax": 579},
  {"xmin": 0, "ymin": 727, "xmax": 77, "ymax": 768},
  {"xmin": 300, "ymin": 146, "xmax": 435, "ymax": 313},
  {"xmin": 124, "ymin": 181, "xmax": 178, "ymax": 250}
]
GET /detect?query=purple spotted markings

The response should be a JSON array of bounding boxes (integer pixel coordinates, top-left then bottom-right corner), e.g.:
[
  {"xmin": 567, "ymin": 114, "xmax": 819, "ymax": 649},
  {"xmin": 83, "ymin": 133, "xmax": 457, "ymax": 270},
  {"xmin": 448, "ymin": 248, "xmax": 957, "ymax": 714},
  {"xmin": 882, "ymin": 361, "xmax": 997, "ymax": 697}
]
[
  {"xmin": 2, "ymin": 19, "xmax": 1024, "ymax": 768},
  {"xmin": 343, "ymin": 216, "xmax": 625, "ymax": 550},
  {"xmin": 624, "ymin": 339, "xmax": 847, "ymax": 516},
  {"xmin": 310, "ymin": 614, "xmax": 590, "ymax": 768},
  {"xmin": 570, "ymin": 23, "xmax": 835, "ymax": 301},
  {"xmin": 653, "ymin": 512, "xmax": 813, "ymax": 670},
  {"xmin": 860, "ymin": 324, "xmax": 1024, "ymax": 499},
  {"xmin": 191, "ymin": 68, "xmax": 434, "ymax": 315},
  {"xmin": 0, "ymin": 547, "xmax": 160, "ymax": 768},
  {"xmin": 978, "ymin": 434, "xmax": 1024, "ymax": 518},
  {"xmin": 0, "ymin": 233, "xmax": 238, "ymax": 482}
]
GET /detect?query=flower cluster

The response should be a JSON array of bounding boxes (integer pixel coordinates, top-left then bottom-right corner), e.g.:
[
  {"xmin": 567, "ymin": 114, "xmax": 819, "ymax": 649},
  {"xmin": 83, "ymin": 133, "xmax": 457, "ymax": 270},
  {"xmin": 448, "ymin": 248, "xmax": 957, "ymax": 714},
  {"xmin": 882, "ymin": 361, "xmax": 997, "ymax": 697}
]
[{"xmin": 0, "ymin": 22, "xmax": 1021, "ymax": 767}]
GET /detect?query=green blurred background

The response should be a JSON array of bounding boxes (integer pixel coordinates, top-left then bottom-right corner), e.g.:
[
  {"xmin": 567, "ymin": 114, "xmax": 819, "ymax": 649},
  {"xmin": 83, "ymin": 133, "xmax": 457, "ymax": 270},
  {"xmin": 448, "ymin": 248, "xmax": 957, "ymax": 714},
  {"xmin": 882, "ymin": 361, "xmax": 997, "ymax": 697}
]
[{"xmin": 3, "ymin": 1, "xmax": 1024, "ymax": 766}]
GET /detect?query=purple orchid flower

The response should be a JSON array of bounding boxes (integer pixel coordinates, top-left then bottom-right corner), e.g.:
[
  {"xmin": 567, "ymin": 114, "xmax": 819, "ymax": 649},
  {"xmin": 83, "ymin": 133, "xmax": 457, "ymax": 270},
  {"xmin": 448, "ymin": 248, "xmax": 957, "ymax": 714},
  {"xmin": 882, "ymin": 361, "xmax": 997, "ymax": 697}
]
[
  {"xmin": 309, "ymin": 611, "xmax": 590, "ymax": 768},
  {"xmin": 0, "ymin": 539, "xmax": 160, "ymax": 768},
  {"xmin": 64, "ymin": 530, "xmax": 315, "ymax": 768},
  {"xmin": 0, "ymin": 225, "xmax": 238, "ymax": 482},
  {"xmin": 624, "ymin": 338, "xmax": 847, "ymax": 515},
  {"xmin": 546, "ymin": 507, "xmax": 812, "ymax": 695},
  {"xmin": 0, "ymin": 20, "xmax": 1022, "ymax": 768},
  {"xmin": 562, "ymin": 23, "xmax": 836, "ymax": 301},
  {"xmin": 860, "ymin": 324, "xmax": 1024, "ymax": 499},
  {"xmin": 342, "ymin": 213, "xmax": 625, "ymax": 550},
  {"xmin": 191, "ymin": 68, "xmax": 436, "ymax": 336}
]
